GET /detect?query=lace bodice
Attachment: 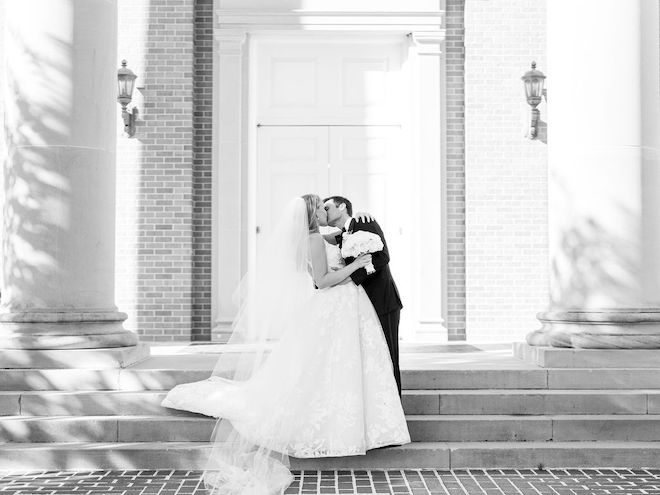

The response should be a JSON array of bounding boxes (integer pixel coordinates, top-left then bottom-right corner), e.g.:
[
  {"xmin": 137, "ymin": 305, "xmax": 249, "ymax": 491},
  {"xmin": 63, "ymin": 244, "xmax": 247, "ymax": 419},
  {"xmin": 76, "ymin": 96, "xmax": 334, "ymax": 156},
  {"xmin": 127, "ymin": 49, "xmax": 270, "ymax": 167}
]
[{"xmin": 324, "ymin": 240, "xmax": 346, "ymax": 271}]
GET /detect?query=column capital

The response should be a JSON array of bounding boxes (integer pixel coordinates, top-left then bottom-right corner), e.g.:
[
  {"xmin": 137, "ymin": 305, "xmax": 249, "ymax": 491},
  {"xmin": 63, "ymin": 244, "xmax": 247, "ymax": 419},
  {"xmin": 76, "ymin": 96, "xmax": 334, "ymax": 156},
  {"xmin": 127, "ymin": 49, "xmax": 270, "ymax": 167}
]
[
  {"xmin": 408, "ymin": 31, "xmax": 446, "ymax": 54},
  {"xmin": 215, "ymin": 29, "xmax": 247, "ymax": 54}
]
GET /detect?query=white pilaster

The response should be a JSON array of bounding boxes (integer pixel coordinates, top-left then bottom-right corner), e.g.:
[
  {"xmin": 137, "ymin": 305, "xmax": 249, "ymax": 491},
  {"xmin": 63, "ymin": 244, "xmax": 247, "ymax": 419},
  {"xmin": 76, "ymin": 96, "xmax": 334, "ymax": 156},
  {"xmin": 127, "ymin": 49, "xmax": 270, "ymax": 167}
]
[
  {"xmin": 528, "ymin": 0, "xmax": 660, "ymax": 348},
  {"xmin": 408, "ymin": 31, "xmax": 448, "ymax": 340},
  {"xmin": 212, "ymin": 30, "xmax": 247, "ymax": 341}
]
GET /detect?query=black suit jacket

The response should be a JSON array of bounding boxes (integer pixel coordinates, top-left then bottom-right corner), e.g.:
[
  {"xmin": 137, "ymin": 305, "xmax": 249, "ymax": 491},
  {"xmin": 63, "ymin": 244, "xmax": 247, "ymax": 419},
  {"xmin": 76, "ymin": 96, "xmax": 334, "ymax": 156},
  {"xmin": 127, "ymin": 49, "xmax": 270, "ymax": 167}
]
[{"xmin": 342, "ymin": 218, "xmax": 403, "ymax": 316}]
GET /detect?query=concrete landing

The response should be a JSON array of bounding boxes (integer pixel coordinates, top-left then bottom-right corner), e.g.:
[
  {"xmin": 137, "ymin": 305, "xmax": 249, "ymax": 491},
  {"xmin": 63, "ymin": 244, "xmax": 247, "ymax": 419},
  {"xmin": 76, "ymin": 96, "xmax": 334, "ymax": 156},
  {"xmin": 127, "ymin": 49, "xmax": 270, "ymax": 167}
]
[
  {"xmin": 514, "ymin": 342, "xmax": 660, "ymax": 368},
  {"xmin": 0, "ymin": 343, "xmax": 150, "ymax": 369},
  {"xmin": 141, "ymin": 341, "xmax": 534, "ymax": 372}
]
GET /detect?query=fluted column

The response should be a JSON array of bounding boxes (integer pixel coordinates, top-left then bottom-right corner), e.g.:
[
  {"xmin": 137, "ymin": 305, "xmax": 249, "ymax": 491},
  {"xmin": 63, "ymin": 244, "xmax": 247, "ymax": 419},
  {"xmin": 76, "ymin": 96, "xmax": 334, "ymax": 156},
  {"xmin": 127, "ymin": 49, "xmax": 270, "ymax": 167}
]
[
  {"xmin": 527, "ymin": 0, "xmax": 660, "ymax": 348},
  {"xmin": 1, "ymin": 0, "xmax": 138, "ymax": 349}
]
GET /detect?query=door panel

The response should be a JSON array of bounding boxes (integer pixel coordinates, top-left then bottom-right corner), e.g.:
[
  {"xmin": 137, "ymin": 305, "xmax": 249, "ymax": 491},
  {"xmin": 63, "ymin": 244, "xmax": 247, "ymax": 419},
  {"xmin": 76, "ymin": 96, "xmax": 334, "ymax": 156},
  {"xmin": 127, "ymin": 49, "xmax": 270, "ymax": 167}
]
[
  {"xmin": 256, "ymin": 125, "xmax": 416, "ymax": 338},
  {"xmin": 256, "ymin": 127, "xmax": 329, "ymax": 242},
  {"xmin": 329, "ymin": 126, "xmax": 399, "ymax": 225},
  {"xmin": 328, "ymin": 126, "xmax": 413, "ymax": 337},
  {"xmin": 256, "ymin": 41, "xmax": 403, "ymax": 125}
]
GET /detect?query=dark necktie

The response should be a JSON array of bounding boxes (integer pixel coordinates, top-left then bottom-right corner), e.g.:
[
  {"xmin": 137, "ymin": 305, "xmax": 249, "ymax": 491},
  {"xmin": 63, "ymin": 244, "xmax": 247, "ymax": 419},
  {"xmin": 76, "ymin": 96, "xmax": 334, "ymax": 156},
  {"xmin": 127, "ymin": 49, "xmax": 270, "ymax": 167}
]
[{"xmin": 336, "ymin": 227, "xmax": 346, "ymax": 248}]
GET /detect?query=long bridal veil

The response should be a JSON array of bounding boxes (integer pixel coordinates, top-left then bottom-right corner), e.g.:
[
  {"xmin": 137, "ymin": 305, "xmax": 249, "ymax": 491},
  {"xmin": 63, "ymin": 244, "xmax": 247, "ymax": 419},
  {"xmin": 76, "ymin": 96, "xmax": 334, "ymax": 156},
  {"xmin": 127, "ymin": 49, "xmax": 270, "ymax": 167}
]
[{"xmin": 203, "ymin": 197, "xmax": 315, "ymax": 494}]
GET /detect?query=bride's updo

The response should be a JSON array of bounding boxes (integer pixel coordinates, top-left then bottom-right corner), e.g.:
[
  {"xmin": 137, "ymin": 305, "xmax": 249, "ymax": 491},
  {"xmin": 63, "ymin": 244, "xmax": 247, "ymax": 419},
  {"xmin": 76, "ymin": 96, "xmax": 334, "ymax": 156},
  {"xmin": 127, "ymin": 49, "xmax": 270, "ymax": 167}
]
[{"xmin": 302, "ymin": 194, "xmax": 321, "ymax": 233}]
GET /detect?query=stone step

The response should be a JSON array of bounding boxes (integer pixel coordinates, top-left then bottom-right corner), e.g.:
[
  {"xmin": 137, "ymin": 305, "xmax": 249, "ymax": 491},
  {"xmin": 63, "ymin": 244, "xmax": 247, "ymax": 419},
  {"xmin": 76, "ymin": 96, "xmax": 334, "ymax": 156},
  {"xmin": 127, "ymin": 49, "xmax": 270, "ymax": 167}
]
[
  {"xmin": 4, "ymin": 414, "xmax": 660, "ymax": 443},
  {"xmin": 6, "ymin": 367, "xmax": 660, "ymax": 391},
  {"xmin": 403, "ymin": 389, "xmax": 657, "ymax": 415},
  {"xmin": 0, "ymin": 391, "xmax": 200, "ymax": 417},
  {"xmin": 0, "ymin": 344, "xmax": 151, "ymax": 369},
  {"xmin": 1, "ymin": 441, "xmax": 660, "ymax": 470},
  {"xmin": 2, "ymin": 389, "xmax": 659, "ymax": 417},
  {"xmin": 514, "ymin": 342, "xmax": 660, "ymax": 368}
]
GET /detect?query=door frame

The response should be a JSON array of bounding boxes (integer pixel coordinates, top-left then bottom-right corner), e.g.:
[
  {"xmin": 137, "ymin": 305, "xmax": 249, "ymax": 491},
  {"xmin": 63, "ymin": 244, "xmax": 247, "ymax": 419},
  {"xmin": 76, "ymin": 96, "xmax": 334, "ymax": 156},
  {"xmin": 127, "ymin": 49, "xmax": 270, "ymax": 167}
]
[{"xmin": 211, "ymin": 3, "xmax": 448, "ymax": 342}]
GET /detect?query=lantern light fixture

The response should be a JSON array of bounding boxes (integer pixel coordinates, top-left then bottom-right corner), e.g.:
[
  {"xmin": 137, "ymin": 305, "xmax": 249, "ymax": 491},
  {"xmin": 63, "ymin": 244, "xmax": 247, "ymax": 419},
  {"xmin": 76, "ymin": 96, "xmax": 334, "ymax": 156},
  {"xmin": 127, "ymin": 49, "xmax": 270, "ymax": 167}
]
[
  {"xmin": 521, "ymin": 61, "xmax": 546, "ymax": 139},
  {"xmin": 117, "ymin": 60, "xmax": 138, "ymax": 137}
]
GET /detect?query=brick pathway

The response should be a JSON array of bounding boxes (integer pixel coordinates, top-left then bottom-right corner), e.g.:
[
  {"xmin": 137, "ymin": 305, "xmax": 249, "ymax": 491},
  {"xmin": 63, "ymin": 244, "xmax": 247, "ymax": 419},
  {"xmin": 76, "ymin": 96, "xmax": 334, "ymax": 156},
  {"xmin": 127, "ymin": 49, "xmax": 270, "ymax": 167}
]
[{"xmin": 1, "ymin": 469, "xmax": 660, "ymax": 494}]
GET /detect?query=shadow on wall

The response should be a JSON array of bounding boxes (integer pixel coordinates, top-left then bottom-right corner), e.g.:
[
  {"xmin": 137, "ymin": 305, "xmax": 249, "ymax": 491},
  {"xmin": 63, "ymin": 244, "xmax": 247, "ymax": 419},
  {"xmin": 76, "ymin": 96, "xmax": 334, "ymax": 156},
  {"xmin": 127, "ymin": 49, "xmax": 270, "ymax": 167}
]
[
  {"xmin": 550, "ymin": 204, "xmax": 641, "ymax": 310},
  {"xmin": 3, "ymin": 33, "xmax": 70, "ymax": 312},
  {"xmin": 536, "ymin": 119, "xmax": 547, "ymax": 144}
]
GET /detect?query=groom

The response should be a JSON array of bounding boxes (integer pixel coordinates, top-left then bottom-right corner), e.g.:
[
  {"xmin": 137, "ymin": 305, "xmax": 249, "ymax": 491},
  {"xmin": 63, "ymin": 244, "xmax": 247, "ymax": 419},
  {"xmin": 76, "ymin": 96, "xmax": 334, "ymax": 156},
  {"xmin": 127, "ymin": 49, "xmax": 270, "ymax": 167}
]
[{"xmin": 323, "ymin": 196, "xmax": 403, "ymax": 395}]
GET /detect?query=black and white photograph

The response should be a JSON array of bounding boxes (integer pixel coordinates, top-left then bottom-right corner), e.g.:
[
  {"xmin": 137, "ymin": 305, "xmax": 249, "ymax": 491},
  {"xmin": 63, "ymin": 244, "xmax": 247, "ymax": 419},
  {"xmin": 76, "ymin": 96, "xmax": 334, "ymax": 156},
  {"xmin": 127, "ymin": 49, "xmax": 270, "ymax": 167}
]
[{"xmin": 1, "ymin": 0, "xmax": 660, "ymax": 494}]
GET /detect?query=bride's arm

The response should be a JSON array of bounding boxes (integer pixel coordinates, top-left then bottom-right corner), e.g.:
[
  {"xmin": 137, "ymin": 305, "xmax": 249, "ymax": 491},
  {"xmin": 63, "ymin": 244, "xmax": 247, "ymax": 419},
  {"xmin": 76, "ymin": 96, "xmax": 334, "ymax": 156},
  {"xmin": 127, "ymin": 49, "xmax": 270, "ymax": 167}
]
[{"xmin": 309, "ymin": 234, "xmax": 371, "ymax": 289}]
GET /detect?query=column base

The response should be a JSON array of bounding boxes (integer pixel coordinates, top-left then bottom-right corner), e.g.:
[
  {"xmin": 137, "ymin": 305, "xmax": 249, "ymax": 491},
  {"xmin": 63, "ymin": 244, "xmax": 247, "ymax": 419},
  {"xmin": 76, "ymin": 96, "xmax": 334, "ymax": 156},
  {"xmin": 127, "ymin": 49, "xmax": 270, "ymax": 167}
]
[
  {"xmin": 527, "ymin": 310, "xmax": 660, "ymax": 349},
  {"xmin": 0, "ymin": 311, "xmax": 138, "ymax": 350},
  {"xmin": 514, "ymin": 341, "xmax": 660, "ymax": 368}
]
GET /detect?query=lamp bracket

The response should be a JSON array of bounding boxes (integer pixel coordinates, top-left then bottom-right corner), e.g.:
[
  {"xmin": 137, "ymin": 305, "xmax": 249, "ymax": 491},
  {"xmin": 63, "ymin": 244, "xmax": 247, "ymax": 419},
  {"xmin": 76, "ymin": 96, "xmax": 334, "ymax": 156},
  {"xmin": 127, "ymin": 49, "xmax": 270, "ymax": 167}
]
[{"xmin": 122, "ymin": 107, "xmax": 138, "ymax": 138}]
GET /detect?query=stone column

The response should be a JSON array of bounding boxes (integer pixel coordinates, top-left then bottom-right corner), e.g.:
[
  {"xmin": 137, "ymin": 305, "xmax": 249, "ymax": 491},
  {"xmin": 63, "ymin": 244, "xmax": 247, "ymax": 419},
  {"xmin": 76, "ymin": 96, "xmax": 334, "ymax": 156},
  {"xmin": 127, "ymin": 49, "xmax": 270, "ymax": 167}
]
[
  {"xmin": 527, "ymin": 0, "xmax": 660, "ymax": 348},
  {"xmin": 1, "ymin": 0, "xmax": 141, "ymax": 352}
]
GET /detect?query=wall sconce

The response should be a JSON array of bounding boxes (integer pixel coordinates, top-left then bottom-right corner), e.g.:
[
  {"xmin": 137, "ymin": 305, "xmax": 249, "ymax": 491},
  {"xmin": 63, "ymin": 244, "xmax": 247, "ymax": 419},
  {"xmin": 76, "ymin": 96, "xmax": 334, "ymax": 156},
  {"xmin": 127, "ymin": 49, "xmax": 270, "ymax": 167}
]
[
  {"xmin": 521, "ymin": 61, "xmax": 546, "ymax": 139},
  {"xmin": 117, "ymin": 60, "xmax": 138, "ymax": 137}
]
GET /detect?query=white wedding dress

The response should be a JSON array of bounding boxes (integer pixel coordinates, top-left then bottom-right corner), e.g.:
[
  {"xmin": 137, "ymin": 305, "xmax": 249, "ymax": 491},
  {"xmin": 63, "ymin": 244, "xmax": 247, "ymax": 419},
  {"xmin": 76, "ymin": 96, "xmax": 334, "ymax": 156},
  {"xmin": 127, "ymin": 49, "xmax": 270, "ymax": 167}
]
[{"xmin": 162, "ymin": 211, "xmax": 410, "ymax": 494}]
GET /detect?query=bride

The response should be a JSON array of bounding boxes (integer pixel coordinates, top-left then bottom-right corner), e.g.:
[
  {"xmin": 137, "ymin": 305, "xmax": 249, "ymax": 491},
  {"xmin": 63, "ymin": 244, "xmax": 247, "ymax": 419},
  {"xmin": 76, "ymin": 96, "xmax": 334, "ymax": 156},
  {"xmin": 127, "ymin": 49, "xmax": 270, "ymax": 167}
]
[{"xmin": 161, "ymin": 194, "xmax": 410, "ymax": 494}]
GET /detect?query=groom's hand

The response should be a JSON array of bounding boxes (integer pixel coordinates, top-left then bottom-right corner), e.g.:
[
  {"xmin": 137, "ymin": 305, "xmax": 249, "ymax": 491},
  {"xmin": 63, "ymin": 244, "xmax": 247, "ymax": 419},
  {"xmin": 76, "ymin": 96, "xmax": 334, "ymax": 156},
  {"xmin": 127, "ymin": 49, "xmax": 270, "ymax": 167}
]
[{"xmin": 354, "ymin": 212, "xmax": 375, "ymax": 223}]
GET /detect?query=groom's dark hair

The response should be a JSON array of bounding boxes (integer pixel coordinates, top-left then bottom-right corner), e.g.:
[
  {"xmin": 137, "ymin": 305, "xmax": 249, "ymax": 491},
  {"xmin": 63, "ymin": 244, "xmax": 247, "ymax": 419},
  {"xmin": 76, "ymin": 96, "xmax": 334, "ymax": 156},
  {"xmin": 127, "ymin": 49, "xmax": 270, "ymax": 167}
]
[{"xmin": 323, "ymin": 196, "xmax": 353, "ymax": 216}]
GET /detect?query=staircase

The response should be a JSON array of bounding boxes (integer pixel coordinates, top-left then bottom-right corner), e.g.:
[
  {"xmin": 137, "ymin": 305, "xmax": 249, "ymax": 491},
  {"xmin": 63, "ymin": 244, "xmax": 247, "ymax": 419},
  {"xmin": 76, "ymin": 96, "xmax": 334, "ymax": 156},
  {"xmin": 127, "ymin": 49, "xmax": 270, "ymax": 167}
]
[{"xmin": 2, "ymin": 343, "xmax": 660, "ymax": 470}]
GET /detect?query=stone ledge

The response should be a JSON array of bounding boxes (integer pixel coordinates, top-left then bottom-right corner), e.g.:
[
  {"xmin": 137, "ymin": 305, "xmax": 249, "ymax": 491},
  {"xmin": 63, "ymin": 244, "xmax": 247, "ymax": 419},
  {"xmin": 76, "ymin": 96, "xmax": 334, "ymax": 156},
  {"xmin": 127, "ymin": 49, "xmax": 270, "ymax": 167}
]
[
  {"xmin": 514, "ymin": 341, "xmax": 660, "ymax": 368},
  {"xmin": 2, "ymin": 441, "xmax": 660, "ymax": 470},
  {"xmin": 0, "ymin": 343, "xmax": 150, "ymax": 369}
]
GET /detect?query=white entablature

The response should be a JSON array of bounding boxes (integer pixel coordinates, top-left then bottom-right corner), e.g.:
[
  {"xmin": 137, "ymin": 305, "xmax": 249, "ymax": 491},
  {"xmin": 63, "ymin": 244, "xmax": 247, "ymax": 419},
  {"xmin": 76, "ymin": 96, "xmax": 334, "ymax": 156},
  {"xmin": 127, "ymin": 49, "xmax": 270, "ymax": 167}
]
[{"xmin": 215, "ymin": 0, "xmax": 445, "ymax": 33}]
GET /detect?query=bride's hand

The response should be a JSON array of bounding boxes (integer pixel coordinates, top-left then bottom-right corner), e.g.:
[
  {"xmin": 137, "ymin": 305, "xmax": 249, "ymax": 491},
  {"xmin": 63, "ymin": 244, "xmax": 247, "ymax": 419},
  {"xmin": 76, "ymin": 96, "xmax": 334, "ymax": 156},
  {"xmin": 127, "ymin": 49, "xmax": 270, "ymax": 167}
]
[
  {"xmin": 350, "ymin": 254, "xmax": 372, "ymax": 270},
  {"xmin": 354, "ymin": 212, "xmax": 375, "ymax": 223}
]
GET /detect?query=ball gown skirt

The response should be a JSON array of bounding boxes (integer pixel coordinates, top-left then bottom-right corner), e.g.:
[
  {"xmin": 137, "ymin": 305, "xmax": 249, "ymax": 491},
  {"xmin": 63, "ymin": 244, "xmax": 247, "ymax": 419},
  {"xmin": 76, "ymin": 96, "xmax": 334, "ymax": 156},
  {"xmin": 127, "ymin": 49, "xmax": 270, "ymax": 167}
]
[{"xmin": 161, "ymin": 272, "xmax": 410, "ymax": 493}]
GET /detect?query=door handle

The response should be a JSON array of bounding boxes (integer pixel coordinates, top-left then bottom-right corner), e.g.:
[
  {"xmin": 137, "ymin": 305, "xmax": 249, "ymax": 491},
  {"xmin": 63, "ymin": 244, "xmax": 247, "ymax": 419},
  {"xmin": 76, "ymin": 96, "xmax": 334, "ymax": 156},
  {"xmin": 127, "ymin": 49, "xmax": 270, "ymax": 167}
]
[{"xmin": 256, "ymin": 226, "xmax": 261, "ymax": 234}]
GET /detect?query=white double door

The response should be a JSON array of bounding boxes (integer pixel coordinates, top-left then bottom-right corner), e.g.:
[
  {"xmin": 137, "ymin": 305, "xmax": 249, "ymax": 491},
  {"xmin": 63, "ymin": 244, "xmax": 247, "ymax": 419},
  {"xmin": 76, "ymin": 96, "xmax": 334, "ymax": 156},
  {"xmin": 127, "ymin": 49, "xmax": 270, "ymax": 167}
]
[{"xmin": 256, "ymin": 124, "xmax": 416, "ymax": 338}]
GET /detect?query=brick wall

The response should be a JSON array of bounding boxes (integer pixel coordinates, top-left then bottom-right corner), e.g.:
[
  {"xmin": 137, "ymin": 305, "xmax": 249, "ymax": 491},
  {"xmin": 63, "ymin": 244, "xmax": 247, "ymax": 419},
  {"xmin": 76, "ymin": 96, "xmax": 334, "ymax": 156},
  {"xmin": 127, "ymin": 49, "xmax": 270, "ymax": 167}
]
[
  {"xmin": 191, "ymin": 0, "xmax": 214, "ymax": 341},
  {"xmin": 445, "ymin": 0, "xmax": 467, "ymax": 340},
  {"xmin": 464, "ymin": 0, "xmax": 549, "ymax": 342},
  {"xmin": 116, "ymin": 0, "xmax": 196, "ymax": 342}
]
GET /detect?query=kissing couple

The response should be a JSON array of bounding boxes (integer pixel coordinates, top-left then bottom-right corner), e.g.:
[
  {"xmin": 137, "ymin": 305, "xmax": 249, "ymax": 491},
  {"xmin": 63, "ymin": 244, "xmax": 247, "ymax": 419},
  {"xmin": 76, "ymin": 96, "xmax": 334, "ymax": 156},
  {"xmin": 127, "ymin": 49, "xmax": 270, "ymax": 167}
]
[{"xmin": 162, "ymin": 194, "xmax": 409, "ymax": 494}]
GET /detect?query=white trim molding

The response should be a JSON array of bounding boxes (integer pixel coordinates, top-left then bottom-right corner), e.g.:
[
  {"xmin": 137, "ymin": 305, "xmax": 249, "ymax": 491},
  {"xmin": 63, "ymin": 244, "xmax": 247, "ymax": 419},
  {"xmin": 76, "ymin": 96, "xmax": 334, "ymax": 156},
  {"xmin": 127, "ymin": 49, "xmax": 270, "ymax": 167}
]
[
  {"xmin": 217, "ymin": 0, "xmax": 445, "ymax": 32},
  {"xmin": 211, "ymin": 28, "xmax": 248, "ymax": 341}
]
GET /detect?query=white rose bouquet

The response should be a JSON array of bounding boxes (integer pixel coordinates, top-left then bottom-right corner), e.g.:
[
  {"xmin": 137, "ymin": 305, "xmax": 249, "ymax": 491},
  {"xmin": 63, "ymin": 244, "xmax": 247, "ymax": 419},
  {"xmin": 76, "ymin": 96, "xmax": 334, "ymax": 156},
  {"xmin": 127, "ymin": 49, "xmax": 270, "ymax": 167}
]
[{"xmin": 340, "ymin": 230, "xmax": 384, "ymax": 275}]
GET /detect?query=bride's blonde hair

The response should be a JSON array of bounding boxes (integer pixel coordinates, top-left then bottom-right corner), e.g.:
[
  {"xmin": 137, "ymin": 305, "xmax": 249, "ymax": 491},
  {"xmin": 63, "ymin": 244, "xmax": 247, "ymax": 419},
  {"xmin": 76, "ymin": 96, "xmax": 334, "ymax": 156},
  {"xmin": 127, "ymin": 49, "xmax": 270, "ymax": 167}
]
[{"xmin": 302, "ymin": 194, "xmax": 321, "ymax": 233}]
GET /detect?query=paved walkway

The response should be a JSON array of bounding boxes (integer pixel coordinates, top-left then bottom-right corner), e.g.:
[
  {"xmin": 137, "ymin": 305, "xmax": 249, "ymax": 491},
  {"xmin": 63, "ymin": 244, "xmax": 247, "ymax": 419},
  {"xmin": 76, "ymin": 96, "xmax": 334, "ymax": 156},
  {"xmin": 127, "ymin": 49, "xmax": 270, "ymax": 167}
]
[{"xmin": 2, "ymin": 469, "xmax": 660, "ymax": 494}]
